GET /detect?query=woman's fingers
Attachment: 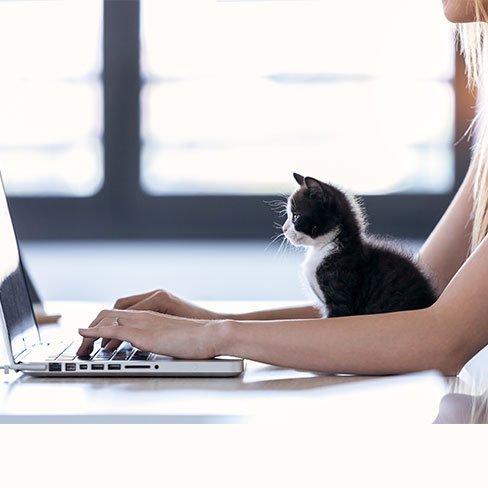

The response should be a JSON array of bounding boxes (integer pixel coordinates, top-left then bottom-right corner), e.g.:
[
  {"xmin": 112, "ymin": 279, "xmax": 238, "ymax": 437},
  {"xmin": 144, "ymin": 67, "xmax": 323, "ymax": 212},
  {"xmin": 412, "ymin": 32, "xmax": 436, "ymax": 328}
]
[
  {"xmin": 125, "ymin": 290, "xmax": 176, "ymax": 315},
  {"xmin": 76, "ymin": 336, "xmax": 96, "ymax": 357},
  {"xmin": 115, "ymin": 289, "xmax": 177, "ymax": 315},
  {"xmin": 113, "ymin": 291, "xmax": 154, "ymax": 309},
  {"xmin": 77, "ymin": 316, "xmax": 129, "ymax": 356},
  {"xmin": 126, "ymin": 294, "xmax": 163, "ymax": 312},
  {"xmin": 78, "ymin": 316, "xmax": 124, "ymax": 355},
  {"xmin": 103, "ymin": 339, "xmax": 123, "ymax": 351},
  {"xmin": 78, "ymin": 311, "xmax": 161, "ymax": 355},
  {"xmin": 76, "ymin": 317, "xmax": 107, "ymax": 356},
  {"xmin": 101, "ymin": 337, "xmax": 122, "ymax": 350},
  {"xmin": 78, "ymin": 325, "xmax": 139, "ymax": 348},
  {"xmin": 87, "ymin": 308, "xmax": 146, "ymax": 329},
  {"xmin": 113, "ymin": 290, "xmax": 167, "ymax": 310},
  {"xmin": 78, "ymin": 312, "xmax": 217, "ymax": 360}
]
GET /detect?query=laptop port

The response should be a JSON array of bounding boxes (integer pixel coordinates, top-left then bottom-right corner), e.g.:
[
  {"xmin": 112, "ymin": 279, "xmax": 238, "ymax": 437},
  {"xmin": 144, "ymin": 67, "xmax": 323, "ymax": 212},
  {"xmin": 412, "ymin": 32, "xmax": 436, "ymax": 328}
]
[
  {"xmin": 91, "ymin": 364, "xmax": 104, "ymax": 370},
  {"xmin": 79, "ymin": 364, "xmax": 88, "ymax": 370},
  {"xmin": 124, "ymin": 365, "xmax": 151, "ymax": 369},
  {"xmin": 49, "ymin": 363, "xmax": 62, "ymax": 372},
  {"xmin": 65, "ymin": 363, "xmax": 76, "ymax": 372},
  {"xmin": 108, "ymin": 364, "xmax": 121, "ymax": 370}
]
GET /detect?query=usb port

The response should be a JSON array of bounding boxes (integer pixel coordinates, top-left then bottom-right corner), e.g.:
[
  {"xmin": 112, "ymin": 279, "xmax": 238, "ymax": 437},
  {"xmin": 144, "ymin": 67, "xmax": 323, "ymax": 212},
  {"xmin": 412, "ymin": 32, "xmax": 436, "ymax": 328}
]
[
  {"xmin": 65, "ymin": 363, "xmax": 76, "ymax": 372},
  {"xmin": 49, "ymin": 363, "xmax": 62, "ymax": 372},
  {"xmin": 91, "ymin": 364, "xmax": 104, "ymax": 370},
  {"xmin": 79, "ymin": 364, "xmax": 88, "ymax": 370},
  {"xmin": 108, "ymin": 364, "xmax": 121, "ymax": 370}
]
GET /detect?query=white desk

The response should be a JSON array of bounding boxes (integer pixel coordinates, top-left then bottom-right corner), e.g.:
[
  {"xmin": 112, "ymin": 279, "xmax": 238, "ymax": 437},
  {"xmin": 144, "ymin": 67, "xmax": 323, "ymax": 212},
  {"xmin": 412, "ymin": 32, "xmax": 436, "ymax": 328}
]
[{"xmin": 0, "ymin": 301, "xmax": 451, "ymax": 423}]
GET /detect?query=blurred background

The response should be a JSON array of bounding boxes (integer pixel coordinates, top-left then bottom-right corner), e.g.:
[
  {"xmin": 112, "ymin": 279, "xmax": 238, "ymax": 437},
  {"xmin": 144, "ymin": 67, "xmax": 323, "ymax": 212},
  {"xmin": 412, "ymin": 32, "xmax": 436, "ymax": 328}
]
[{"xmin": 0, "ymin": 0, "xmax": 475, "ymax": 303}]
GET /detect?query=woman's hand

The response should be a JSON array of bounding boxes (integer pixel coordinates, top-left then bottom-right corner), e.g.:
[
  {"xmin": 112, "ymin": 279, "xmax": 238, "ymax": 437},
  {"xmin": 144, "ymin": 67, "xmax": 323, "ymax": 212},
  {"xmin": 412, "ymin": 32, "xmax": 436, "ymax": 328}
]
[
  {"xmin": 76, "ymin": 309, "xmax": 223, "ymax": 359},
  {"xmin": 113, "ymin": 289, "xmax": 221, "ymax": 320}
]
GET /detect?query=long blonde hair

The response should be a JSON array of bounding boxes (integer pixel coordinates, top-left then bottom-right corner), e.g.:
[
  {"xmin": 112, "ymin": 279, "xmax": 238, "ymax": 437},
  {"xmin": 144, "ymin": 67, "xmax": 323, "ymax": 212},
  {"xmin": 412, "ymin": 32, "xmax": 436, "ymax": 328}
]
[{"xmin": 457, "ymin": 0, "xmax": 488, "ymax": 251}]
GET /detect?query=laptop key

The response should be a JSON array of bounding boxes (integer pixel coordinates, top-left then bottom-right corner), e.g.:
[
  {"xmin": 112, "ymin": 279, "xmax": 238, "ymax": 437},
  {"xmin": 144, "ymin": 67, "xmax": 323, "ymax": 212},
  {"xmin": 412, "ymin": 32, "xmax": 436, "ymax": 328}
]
[
  {"xmin": 76, "ymin": 347, "xmax": 100, "ymax": 361},
  {"xmin": 130, "ymin": 350, "xmax": 151, "ymax": 361},
  {"xmin": 57, "ymin": 342, "xmax": 79, "ymax": 361},
  {"xmin": 112, "ymin": 349, "xmax": 134, "ymax": 361},
  {"xmin": 37, "ymin": 341, "xmax": 74, "ymax": 361},
  {"xmin": 111, "ymin": 342, "xmax": 135, "ymax": 361},
  {"xmin": 58, "ymin": 355, "xmax": 77, "ymax": 361},
  {"xmin": 93, "ymin": 348, "xmax": 116, "ymax": 361}
]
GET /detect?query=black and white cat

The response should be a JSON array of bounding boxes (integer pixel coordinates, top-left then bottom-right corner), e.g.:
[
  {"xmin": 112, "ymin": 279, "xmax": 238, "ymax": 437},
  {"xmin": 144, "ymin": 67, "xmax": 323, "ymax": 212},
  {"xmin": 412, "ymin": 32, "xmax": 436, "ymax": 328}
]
[{"xmin": 282, "ymin": 173, "xmax": 437, "ymax": 318}]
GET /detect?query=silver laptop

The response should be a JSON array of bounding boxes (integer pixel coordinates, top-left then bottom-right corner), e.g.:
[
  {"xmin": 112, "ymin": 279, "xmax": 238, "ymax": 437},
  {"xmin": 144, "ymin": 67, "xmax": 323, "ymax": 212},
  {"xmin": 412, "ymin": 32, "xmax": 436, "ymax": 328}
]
[{"xmin": 0, "ymin": 175, "xmax": 244, "ymax": 377}]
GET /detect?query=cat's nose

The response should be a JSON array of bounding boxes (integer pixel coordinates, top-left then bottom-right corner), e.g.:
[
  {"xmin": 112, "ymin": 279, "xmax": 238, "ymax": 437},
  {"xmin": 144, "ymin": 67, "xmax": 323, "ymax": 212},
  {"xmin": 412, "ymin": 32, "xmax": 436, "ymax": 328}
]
[{"xmin": 282, "ymin": 224, "xmax": 289, "ymax": 233}]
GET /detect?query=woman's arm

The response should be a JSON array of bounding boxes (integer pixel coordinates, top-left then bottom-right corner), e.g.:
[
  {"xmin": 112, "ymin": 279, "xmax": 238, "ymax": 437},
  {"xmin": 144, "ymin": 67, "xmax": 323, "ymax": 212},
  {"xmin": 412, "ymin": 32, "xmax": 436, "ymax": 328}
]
[
  {"xmin": 113, "ymin": 289, "xmax": 322, "ymax": 320},
  {"xmin": 218, "ymin": 230, "xmax": 488, "ymax": 376},
  {"xmin": 417, "ymin": 160, "xmax": 477, "ymax": 295},
  {"xmin": 78, "ymin": 231, "xmax": 488, "ymax": 376},
  {"xmin": 226, "ymin": 305, "xmax": 322, "ymax": 320}
]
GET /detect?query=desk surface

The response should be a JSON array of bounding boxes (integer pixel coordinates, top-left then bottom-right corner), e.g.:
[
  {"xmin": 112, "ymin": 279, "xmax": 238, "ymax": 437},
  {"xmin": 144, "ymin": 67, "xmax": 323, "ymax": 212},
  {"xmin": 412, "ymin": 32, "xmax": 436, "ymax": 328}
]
[{"xmin": 0, "ymin": 301, "xmax": 482, "ymax": 423}]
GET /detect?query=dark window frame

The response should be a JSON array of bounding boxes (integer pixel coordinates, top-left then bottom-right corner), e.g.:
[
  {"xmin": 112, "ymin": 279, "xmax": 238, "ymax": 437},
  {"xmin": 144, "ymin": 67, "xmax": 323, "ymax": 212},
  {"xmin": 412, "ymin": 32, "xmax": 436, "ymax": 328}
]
[{"xmin": 9, "ymin": 0, "xmax": 475, "ymax": 240}]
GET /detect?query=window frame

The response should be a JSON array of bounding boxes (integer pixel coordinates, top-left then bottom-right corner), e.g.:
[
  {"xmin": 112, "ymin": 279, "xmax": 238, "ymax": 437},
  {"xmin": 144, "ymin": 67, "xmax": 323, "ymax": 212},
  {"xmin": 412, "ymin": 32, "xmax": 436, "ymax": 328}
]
[{"xmin": 8, "ymin": 0, "xmax": 474, "ymax": 240}]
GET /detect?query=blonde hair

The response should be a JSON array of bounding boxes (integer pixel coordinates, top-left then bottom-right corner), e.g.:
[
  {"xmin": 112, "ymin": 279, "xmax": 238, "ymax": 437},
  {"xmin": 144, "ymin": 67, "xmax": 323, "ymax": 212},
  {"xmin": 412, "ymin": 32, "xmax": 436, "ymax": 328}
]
[{"xmin": 457, "ymin": 0, "xmax": 488, "ymax": 251}]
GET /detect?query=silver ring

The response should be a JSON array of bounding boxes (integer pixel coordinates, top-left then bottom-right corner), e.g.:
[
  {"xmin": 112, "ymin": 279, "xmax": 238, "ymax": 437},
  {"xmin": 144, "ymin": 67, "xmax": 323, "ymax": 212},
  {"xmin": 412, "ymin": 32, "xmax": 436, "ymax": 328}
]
[{"xmin": 112, "ymin": 316, "xmax": 119, "ymax": 326}]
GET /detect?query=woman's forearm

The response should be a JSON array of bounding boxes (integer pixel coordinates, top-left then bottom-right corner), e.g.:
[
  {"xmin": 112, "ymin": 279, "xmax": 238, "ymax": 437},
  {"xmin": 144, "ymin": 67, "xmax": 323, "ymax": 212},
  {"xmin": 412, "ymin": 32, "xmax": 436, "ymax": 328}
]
[
  {"xmin": 224, "ymin": 304, "xmax": 322, "ymax": 321},
  {"xmin": 213, "ymin": 305, "xmax": 461, "ymax": 376},
  {"xmin": 215, "ymin": 232, "xmax": 488, "ymax": 376}
]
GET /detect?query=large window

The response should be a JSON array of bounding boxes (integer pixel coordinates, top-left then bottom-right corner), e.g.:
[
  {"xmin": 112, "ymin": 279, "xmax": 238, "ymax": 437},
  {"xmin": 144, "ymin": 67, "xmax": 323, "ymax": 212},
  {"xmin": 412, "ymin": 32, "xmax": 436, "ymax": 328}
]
[
  {"xmin": 0, "ymin": 0, "xmax": 473, "ymax": 240},
  {"xmin": 141, "ymin": 0, "xmax": 454, "ymax": 196},
  {"xmin": 0, "ymin": 0, "xmax": 103, "ymax": 196}
]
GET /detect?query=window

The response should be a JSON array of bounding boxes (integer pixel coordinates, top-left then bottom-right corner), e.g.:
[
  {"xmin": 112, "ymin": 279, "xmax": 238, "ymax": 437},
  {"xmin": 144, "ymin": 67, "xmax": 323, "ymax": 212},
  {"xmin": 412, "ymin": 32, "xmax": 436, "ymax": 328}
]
[
  {"xmin": 0, "ymin": 0, "xmax": 103, "ymax": 196},
  {"xmin": 0, "ymin": 0, "xmax": 473, "ymax": 240},
  {"xmin": 141, "ymin": 0, "xmax": 454, "ymax": 196}
]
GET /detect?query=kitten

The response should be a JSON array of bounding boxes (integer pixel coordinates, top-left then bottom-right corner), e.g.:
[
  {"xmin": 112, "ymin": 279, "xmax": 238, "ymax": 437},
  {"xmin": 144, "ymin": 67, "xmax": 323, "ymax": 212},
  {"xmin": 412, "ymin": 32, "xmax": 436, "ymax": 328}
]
[{"xmin": 282, "ymin": 173, "xmax": 437, "ymax": 317}]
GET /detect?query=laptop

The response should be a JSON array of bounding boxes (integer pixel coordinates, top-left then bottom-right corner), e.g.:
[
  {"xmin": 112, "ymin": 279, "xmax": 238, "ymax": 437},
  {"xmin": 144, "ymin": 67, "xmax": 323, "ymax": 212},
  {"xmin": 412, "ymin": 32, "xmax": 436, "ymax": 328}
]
[{"xmin": 0, "ymin": 175, "xmax": 244, "ymax": 377}]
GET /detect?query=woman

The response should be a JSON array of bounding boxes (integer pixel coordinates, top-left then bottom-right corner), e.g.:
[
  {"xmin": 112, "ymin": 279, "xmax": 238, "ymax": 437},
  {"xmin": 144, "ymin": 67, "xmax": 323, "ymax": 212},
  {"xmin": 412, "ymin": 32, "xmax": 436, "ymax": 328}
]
[{"xmin": 78, "ymin": 0, "xmax": 488, "ymax": 376}]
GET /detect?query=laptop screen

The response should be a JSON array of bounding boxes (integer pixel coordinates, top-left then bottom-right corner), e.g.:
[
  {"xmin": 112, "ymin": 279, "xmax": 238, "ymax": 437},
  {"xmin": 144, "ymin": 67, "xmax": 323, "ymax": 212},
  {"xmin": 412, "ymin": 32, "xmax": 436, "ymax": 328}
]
[{"xmin": 0, "ymin": 177, "xmax": 40, "ymax": 360}]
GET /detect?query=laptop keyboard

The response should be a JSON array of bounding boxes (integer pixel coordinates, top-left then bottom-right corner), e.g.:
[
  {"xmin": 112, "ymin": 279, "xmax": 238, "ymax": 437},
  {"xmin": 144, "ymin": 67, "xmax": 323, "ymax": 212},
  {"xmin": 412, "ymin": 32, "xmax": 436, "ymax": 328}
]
[
  {"xmin": 40, "ymin": 340, "xmax": 151, "ymax": 362},
  {"xmin": 17, "ymin": 339, "xmax": 152, "ymax": 365},
  {"xmin": 89, "ymin": 342, "xmax": 151, "ymax": 361}
]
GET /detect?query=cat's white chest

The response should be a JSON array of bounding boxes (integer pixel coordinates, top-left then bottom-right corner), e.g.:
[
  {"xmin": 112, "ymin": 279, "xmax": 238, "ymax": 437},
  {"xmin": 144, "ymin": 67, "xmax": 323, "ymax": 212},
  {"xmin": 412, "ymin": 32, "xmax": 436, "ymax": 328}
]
[{"xmin": 302, "ymin": 243, "xmax": 337, "ymax": 308}]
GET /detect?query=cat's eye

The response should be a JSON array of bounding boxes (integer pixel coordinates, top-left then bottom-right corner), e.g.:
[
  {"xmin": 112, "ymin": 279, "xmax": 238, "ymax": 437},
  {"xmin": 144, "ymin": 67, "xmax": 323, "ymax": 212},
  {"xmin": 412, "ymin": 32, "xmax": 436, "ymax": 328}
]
[{"xmin": 292, "ymin": 214, "xmax": 299, "ymax": 223}]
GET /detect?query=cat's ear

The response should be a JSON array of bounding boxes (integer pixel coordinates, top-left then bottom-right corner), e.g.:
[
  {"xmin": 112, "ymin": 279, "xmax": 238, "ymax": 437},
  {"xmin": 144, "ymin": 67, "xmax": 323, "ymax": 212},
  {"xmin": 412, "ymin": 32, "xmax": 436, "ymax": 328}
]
[
  {"xmin": 293, "ymin": 173, "xmax": 305, "ymax": 186},
  {"xmin": 304, "ymin": 177, "xmax": 325, "ymax": 198}
]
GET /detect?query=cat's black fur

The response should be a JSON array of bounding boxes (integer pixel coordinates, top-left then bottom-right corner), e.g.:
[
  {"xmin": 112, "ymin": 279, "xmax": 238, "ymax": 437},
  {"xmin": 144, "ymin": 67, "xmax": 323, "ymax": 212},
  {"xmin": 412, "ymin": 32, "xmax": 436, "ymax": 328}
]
[{"xmin": 287, "ymin": 173, "xmax": 437, "ymax": 317}]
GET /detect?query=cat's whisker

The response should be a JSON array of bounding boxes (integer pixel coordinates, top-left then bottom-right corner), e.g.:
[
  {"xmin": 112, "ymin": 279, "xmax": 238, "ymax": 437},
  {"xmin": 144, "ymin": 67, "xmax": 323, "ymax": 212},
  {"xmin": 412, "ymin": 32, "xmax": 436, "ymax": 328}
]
[
  {"xmin": 264, "ymin": 198, "xmax": 288, "ymax": 218},
  {"xmin": 272, "ymin": 222, "xmax": 284, "ymax": 231},
  {"xmin": 267, "ymin": 234, "xmax": 287, "ymax": 259},
  {"xmin": 265, "ymin": 232, "xmax": 284, "ymax": 251},
  {"xmin": 270, "ymin": 231, "xmax": 284, "ymax": 243},
  {"xmin": 265, "ymin": 198, "xmax": 287, "ymax": 207},
  {"xmin": 283, "ymin": 236, "xmax": 297, "ymax": 255},
  {"xmin": 275, "ymin": 234, "xmax": 289, "ymax": 258}
]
